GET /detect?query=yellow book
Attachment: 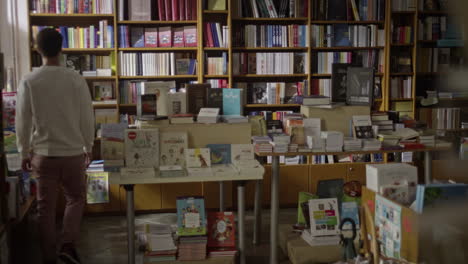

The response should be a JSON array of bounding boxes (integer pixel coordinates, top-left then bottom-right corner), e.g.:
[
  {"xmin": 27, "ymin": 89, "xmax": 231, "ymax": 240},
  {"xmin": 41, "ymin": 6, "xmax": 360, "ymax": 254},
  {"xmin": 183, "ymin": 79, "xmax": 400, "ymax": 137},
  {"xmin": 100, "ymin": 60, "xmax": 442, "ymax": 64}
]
[
  {"xmin": 80, "ymin": 28, "xmax": 84, "ymax": 48},
  {"xmin": 207, "ymin": 0, "xmax": 226, "ymax": 10}
]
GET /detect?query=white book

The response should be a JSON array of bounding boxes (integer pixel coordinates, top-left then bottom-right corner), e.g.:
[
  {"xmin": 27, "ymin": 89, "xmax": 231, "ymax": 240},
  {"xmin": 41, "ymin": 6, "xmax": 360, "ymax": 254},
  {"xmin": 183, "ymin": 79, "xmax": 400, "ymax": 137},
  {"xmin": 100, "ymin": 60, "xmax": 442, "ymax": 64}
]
[
  {"xmin": 308, "ymin": 198, "xmax": 341, "ymax": 236},
  {"xmin": 231, "ymin": 144, "xmax": 254, "ymax": 162},
  {"xmin": 142, "ymin": 81, "xmax": 176, "ymax": 116},
  {"xmin": 187, "ymin": 167, "xmax": 214, "ymax": 177},
  {"xmin": 159, "ymin": 132, "xmax": 188, "ymax": 167},
  {"xmin": 168, "ymin": 92, "xmax": 187, "ymax": 115},
  {"xmin": 124, "ymin": 129, "xmax": 159, "ymax": 168},
  {"xmin": 120, "ymin": 167, "xmax": 155, "ymax": 178},
  {"xmin": 301, "ymin": 230, "xmax": 341, "ymax": 247},
  {"xmin": 211, "ymin": 164, "xmax": 238, "ymax": 177},
  {"xmin": 185, "ymin": 148, "xmax": 211, "ymax": 168},
  {"xmin": 366, "ymin": 163, "xmax": 417, "ymax": 193}
]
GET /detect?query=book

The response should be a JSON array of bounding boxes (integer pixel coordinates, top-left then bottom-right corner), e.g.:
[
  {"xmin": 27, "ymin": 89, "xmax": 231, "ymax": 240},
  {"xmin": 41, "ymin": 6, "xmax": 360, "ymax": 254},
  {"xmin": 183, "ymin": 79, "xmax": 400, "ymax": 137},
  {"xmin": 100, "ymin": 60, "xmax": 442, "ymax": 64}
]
[
  {"xmin": 333, "ymin": 24, "xmax": 351, "ymax": 46},
  {"xmin": 206, "ymin": 144, "xmax": 231, "ymax": 165},
  {"xmin": 366, "ymin": 163, "xmax": 418, "ymax": 193},
  {"xmin": 173, "ymin": 27, "xmax": 185, "ymax": 47},
  {"xmin": 184, "ymin": 25, "xmax": 198, "ymax": 47},
  {"xmin": 301, "ymin": 230, "xmax": 341, "ymax": 247},
  {"xmin": 170, "ymin": 114, "xmax": 194, "ymax": 124},
  {"xmin": 327, "ymin": 0, "xmax": 347, "ymax": 20},
  {"xmin": 352, "ymin": 115, "xmax": 374, "ymax": 139},
  {"xmin": 144, "ymin": 28, "xmax": 158, "ymax": 47},
  {"xmin": 331, "ymin": 63, "xmax": 350, "ymax": 103},
  {"xmin": 185, "ymin": 148, "xmax": 212, "ymax": 168},
  {"xmin": 297, "ymin": 192, "xmax": 318, "ymax": 226},
  {"xmin": 168, "ymin": 92, "xmax": 187, "ymax": 115},
  {"xmin": 92, "ymin": 82, "xmax": 115, "ymax": 102},
  {"xmin": 159, "ymin": 26, "xmax": 172, "ymax": 47},
  {"xmin": 302, "ymin": 95, "xmax": 330, "ymax": 106},
  {"xmin": 187, "ymin": 84, "xmax": 210, "ymax": 114},
  {"xmin": 197, "ymin": 108, "xmax": 219, "ymax": 124},
  {"xmin": 207, "ymin": 0, "xmax": 226, "ymax": 10},
  {"xmin": 341, "ymin": 201, "xmax": 360, "ymax": 230},
  {"xmin": 308, "ymin": 198, "xmax": 341, "ymax": 236},
  {"xmin": 143, "ymin": 81, "xmax": 174, "ymax": 116},
  {"xmin": 231, "ymin": 144, "xmax": 254, "ymax": 162},
  {"xmin": 346, "ymin": 67, "xmax": 374, "ymax": 106},
  {"xmin": 124, "ymin": 129, "xmax": 159, "ymax": 168},
  {"xmin": 206, "ymin": 89, "xmax": 223, "ymax": 114},
  {"xmin": 176, "ymin": 196, "xmax": 207, "ymax": 236},
  {"xmin": 159, "ymin": 132, "xmax": 189, "ymax": 167},
  {"xmin": 137, "ymin": 94, "xmax": 157, "ymax": 120},
  {"xmin": 207, "ymin": 212, "xmax": 235, "ymax": 248},
  {"xmin": 222, "ymin": 88, "xmax": 243, "ymax": 116},
  {"xmin": 131, "ymin": 27, "xmax": 145, "ymax": 47},
  {"xmin": 129, "ymin": 0, "xmax": 151, "ymax": 20},
  {"xmin": 86, "ymin": 172, "xmax": 109, "ymax": 204}
]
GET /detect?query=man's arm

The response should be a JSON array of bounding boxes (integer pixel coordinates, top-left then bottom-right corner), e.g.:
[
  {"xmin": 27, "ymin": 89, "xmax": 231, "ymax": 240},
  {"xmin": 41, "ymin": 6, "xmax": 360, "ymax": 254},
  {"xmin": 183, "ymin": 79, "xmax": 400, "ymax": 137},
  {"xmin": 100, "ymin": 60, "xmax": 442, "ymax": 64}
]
[
  {"xmin": 78, "ymin": 76, "xmax": 95, "ymax": 157},
  {"xmin": 16, "ymin": 79, "xmax": 33, "ymax": 162}
]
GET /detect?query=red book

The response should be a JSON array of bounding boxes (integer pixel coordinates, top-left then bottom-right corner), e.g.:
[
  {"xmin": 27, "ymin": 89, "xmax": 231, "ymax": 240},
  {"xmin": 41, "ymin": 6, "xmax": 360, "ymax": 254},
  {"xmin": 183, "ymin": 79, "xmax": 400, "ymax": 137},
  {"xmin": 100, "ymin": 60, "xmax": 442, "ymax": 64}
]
[
  {"xmin": 179, "ymin": 0, "xmax": 185, "ymax": 20},
  {"xmin": 164, "ymin": 0, "xmax": 171, "ymax": 21},
  {"xmin": 185, "ymin": 0, "xmax": 190, "ymax": 20},
  {"xmin": 207, "ymin": 212, "xmax": 236, "ymax": 248},
  {"xmin": 183, "ymin": 25, "xmax": 197, "ymax": 47},
  {"xmin": 158, "ymin": 0, "xmax": 166, "ymax": 21},
  {"xmin": 173, "ymin": 27, "xmax": 184, "ymax": 47},
  {"xmin": 191, "ymin": 0, "xmax": 197, "ymax": 20},
  {"xmin": 205, "ymin": 23, "xmax": 214, "ymax": 47},
  {"xmin": 172, "ymin": 0, "xmax": 179, "ymax": 20},
  {"xmin": 144, "ymin": 28, "xmax": 159, "ymax": 47},
  {"xmin": 159, "ymin": 26, "xmax": 173, "ymax": 47}
]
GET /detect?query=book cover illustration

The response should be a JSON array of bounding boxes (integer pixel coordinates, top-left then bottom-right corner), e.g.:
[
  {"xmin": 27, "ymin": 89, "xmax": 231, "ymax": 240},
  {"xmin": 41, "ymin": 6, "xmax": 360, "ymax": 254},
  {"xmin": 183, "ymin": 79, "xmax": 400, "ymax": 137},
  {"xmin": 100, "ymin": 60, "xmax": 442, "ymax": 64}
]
[
  {"xmin": 137, "ymin": 94, "xmax": 157, "ymax": 119},
  {"xmin": 231, "ymin": 144, "xmax": 254, "ymax": 162},
  {"xmin": 176, "ymin": 196, "xmax": 207, "ymax": 236},
  {"xmin": 93, "ymin": 82, "xmax": 114, "ymax": 101},
  {"xmin": 333, "ymin": 24, "xmax": 351, "ymax": 46},
  {"xmin": 86, "ymin": 172, "xmax": 109, "ymax": 204},
  {"xmin": 297, "ymin": 192, "xmax": 318, "ymax": 226},
  {"xmin": 375, "ymin": 195, "xmax": 402, "ymax": 259},
  {"xmin": 159, "ymin": 132, "xmax": 188, "ymax": 167},
  {"xmin": 346, "ymin": 67, "xmax": 374, "ymax": 106},
  {"xmin": 186, "ymin": 84, "xmax": 210, "ymax": 114},
  {"xmin": 185, "ymin": 148, "xmax": 211, "ymax": 168},
  {"xmin": 207, "ymin": 144, "xmax": 231, "ymax": 165},
  {"xmin": 331, "ymin": 63, "xmax": 350, "ymax": 103},
  {"xmin": 144, "ymin": 28, "xmax": 158, "ymax": 47},
  {"xmin": 2, "ymin": 92, "xmax": 16, "ymax": 129},
  {"xmin": 308, "ymin": 198, "xmax": 341, "ymax": 236},
  {"xmin": 168, "ymin": 92, "xmax": 187, "ymax": 115},
  {"xmin": 206, "ymin": 88, "xmax": 223, "ymax": 113},
  {"xmin": 124, "ymin": 129, "xmax": 159, "ymax": 168},
  {"xmin": 341, "ymin": 201, "xmax": 360, "ymax": 230},
  {"xmin": 207, "ymin": 212, "xmax": 235, "ymax": 248},
  {"xmin": 143, "ymin": 81, "xmax": 174, "ymax": 117},
  {"xmin": 158, "ymin": 26, "xmax": 172, "ymax": 47},
  {"xmin": 251, "ymin": 83, "xmax": 267, "ymax": 104},
  {"xmin": 222, "ymin": 88, "xmax": 242, "ymax": 116},
  {"xmin": 131, "ymin": 27, "xmax": 145, "ymax": 47},
  {"xmin": 101, "ymin": 139, "xmax": 124, "ymax": 160}
]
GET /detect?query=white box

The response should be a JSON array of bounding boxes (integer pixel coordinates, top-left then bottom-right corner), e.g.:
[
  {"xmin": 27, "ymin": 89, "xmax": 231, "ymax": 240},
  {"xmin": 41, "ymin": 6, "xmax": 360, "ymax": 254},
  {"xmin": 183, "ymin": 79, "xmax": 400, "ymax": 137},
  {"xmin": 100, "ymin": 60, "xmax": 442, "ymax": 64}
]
[{"xmin": 366, "ymin": 163, "xmax": 418, "ymax": 193}]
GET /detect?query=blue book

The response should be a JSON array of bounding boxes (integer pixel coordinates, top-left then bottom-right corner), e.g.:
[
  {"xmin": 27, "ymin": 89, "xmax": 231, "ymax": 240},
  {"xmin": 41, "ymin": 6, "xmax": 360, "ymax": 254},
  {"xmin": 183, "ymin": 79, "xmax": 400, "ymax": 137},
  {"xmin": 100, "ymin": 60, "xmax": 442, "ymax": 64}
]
[
  {"xmin": 176, "ymin": 196, "xmax": 207, "ymax": 236},
  {"xmin": 222, "ymin": 88, "xmax": 243, "ymax": 116},
  {"xmin": 415, "ymin": 184, "xmax": 468, "ymax": 213},
  {"xmin": 333, "ymin": 24, "xmax": 351, "ymax": 47},
  {"xmin": 341, "ymin": 201, "xmax": 360, "ymax": 230},
  {"xmin": 206, "ymin": 144, "xmax": 231, "ymax": 165},
  {"xmin": 59, "ymin": 27, "xmax": 68, "ymax": 48}
]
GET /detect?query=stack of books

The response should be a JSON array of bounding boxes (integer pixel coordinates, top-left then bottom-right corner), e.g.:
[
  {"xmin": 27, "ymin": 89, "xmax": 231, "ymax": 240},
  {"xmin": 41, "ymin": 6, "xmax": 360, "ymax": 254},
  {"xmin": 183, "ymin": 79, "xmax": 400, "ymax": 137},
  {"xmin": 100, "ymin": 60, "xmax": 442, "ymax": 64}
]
[
  {"xmin": 362, "ymin": 139, "xmax": 382, "ymax": 151},
  {"xmin": 252, "ymin": 136, "xmax": 273, "ymax": 153},
  {"xmin": 288, "ymin": 144, "xmax": 298, "ymax": 152},
  {"xmin": 372, "ymin": 113, "xmax": 394, "ymax": 133},
  {"xmin": 170, "ymin": 114, "xmax": 194, "ymax": 124},
  {"xmin": 143, "ymin": 225, "xmax": 177, "ymax": 262},
  {"xmin": 321, "ymin": 131, "xmax": 344, "ymax": 152},
  {"xmin": 178, "ymin": 236, "xmax": 208, "ymax": 261},
  {"xmin": 222, "ymin": 116, "xmax": 249, "ymax": 124},
  {"xmin": 207, "ymin": 212, "xmax": 237, "ymax": 258},
  {"xmin": 197, "ymin": 108, "xmax": 219, "ymax": 124},
  {"xmin": 344, "ymin": 138, "xmax": 362, "ymax": 152},
  {"xmin": 419, "ymin": 135, "xmax": 436, "ymax": 147},
  {"xmin": 87, "ymin": 160, "xmax": 104, "ymax": 173},
  {"xmin": 271, "ymin": 134, "xmax": 291, "ymax": 153},
  {"xmin": 160, "ymin": 165, "xmax": 185, "ymax": 177}
]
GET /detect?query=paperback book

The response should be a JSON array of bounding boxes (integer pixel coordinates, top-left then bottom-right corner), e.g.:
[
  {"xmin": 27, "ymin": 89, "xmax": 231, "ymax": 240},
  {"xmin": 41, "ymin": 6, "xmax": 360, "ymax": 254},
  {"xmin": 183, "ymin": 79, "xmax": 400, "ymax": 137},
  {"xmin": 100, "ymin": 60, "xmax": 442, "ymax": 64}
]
[
  {"xmin": 177, "ymin": 196, "xmax": 207, "ymax": 236},
  {"xmin": 185, "ymin": 148, "xmax": 212, "ymax": 168},
  {"xmin": 124, "ymin": 129, "xmax": 159, "ymax": 168},
  {"xmin": 159, "ymin": 132, "xmax": 189, "ymax": 167},
  {"xmin": 207, "ymin": 212, "xmax": 235, "ymax": 248},
  {"xmin": 308, "ymin": 198, "xmax": 341, "ymax": 236},
  {"xmin": 206, "ymin": 144, "xmax": 231, "ymax": 165}
]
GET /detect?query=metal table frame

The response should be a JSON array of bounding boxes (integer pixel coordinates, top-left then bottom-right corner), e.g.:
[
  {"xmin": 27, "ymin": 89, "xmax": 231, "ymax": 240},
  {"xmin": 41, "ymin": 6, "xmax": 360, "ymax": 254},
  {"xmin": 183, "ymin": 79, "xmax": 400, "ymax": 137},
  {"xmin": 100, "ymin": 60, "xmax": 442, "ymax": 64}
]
[{"xmin": 252, "ymin": 147, "xmax": 449, "ymax": 264}]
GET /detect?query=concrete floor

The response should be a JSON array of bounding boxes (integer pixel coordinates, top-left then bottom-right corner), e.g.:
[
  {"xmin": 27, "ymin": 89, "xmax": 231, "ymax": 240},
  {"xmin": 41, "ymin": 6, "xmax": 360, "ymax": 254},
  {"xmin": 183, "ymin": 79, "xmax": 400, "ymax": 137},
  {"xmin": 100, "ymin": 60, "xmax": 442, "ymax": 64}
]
[{"xmin": 20, "ymin": 209, "xmax": 296, "ymax": 264}]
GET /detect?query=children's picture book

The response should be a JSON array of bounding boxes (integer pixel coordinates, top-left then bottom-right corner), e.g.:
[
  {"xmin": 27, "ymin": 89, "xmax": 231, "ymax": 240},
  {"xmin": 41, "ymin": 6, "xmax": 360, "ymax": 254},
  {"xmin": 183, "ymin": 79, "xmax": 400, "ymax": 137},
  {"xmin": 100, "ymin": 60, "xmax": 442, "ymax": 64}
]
[
  {"xmin": 101, "ymin": 139, "xmax": 124, "ymax": 160},
  {"xmin": 2, "ymin": 92, "xmax": 16, "ymax": 129},
  {"xmin": 159, "ymin": 132, "xmax": 188, "ymax": 167},
  {"xmin": 206, "ymin": 144, "xmax": 231, "ymax": 165},
  {"xmin": 308, "ymin": 198, "xmax": 341, "ymax": 236},
  {"xmin": 341, "ymin": 201, "xmax": 360, "ymax": 230},
  {"xmin": 124, "ymin": 129, "xmax": 159, "ymax": 168},
  {"xmin": 185, "ymin": 148, "xmax": 211, "ymax": 168},
  {"xmin": 231, "ymin": 144, "xmax": 254, "ymax": 162},
  {"xmin": 297, "ymin": 192, "xmax": 318, "ymax": 226},
  {"xmin": 86, "ymin": 172, "xmax": 109, "ymax": 204},
  {"xmin": 176, "ymin": 196, "xmax": 207, "ymax": 236},
  {"xmin": 207, "ymin": 212, "xmax": 235, "ymax": 248}
]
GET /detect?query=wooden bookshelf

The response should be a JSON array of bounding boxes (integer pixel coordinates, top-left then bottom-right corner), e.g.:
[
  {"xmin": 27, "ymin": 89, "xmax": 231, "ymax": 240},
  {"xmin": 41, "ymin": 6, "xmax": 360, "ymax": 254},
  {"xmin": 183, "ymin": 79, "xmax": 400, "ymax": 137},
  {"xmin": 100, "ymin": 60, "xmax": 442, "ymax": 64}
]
[
  {"xmin": 204, "ymin": 47, "xmax": 229, "ymax": 51},
  {"xmin": 311, "ymin": 73, "xmax": 384, "ymax": 78},
  {"xmin": 92, "ymin": 103, "xmax": 118, "ymax": 108},
  {"xmin": 311, "ymin": 20, "xmax": 385, "ymax": 25},
  {"xmin": 390, "ymin": 73, "xmax": 414, "ymax": 76},
  {"xmin": 419, "ymin": 11, "xmax": 449, "ymax": 16},
  {"xmin": 232, "ymin": 47, "xmax": 308, "ymax": 51},
  {"xmin": 119, "ymin": 104, "xmax": 137, "ymax": 107},
  {"xmin": 390, "ymin": 98, "xmax": 414, "ymax": 102},
  {"xmin": 233, "ymin": 74, "xmax": 308, "ymax": 78},
  {"xmin": 30, "ymin": 13, "xmax": 115, "ymax": 18},
  {"xmin": 232, "ymin": 17, "xmax": 309, "ymax": 22},
  {"xmin": 392, "ymin": 11, "xmax": 416, "ymax": 15},
  {"xmin": 204, "ymin": 75, "xmax": 229, "ymax": 78},
  {"xmin": 311, "ymin": 46, "xmax": 384, "ymax": 51},
  {"xmin": 84, "ymin": 76, "xmax": 117, "ymax": 80},
  {"xmin": 118, "ymin": 47, "xmax": 198, "ymax": 51},
  {"xmin": 119, "ymin": 75, "xmax": 198, "ymax": 79},
  {"xmin": 32, "ymin": 48, "xmax": 115, "ymax": 53},
  {"xmin": 118, "ymin": 20, "xmax": 197, "ymax": 25},
  {"xmin": 203, "ymin": 10, "xmax": 229, "ymax": 14},
  {"xmin": 391, "ymin": 43, "xmax": 414, "ymax": 47},
  {"xmin": 245, "ymin": 104, "xmax": 300, "ymax": 108}
]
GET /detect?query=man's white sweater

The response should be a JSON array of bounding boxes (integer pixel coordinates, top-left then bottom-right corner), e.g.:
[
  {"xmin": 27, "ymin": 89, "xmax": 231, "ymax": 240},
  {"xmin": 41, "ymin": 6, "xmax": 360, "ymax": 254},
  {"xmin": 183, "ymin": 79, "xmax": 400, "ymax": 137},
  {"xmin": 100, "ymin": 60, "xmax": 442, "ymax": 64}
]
[{"xmin": 16, "ymin": 65, "xmax": 95, "ymax": 159}]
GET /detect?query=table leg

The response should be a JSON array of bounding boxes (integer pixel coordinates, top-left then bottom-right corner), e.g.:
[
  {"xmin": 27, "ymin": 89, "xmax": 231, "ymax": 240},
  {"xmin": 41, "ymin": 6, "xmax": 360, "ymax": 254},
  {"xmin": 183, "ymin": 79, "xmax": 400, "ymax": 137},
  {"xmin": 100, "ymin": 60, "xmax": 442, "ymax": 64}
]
[
  {"xmin": 253, "ymin": 180, "xmax": 263, "ymax": 245},
  {"xmin": 124, "ymin": 184, "xmax": 135, "ymax": 264},
  {"xmin": 237, "ymin": 181, "xmax": 246, "ymax": 264},
  {"xmin": 219, "ymin": 182, "xmax": 225, "ymax": 212},
  {"xmin": 270, "ymin": 156, "xmax": 280, "ymax": 264},
  {"xmin": 424, "ymin": 151, "xmax": 433, "ymax": 184}
]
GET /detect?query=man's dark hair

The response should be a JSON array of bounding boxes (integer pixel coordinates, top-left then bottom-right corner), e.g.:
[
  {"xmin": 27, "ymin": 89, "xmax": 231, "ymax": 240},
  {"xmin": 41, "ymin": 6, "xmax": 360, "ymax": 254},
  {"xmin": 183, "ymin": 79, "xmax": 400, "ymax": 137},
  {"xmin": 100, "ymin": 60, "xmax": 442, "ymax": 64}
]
[{"xmin": 37, "ymin": 28, "xmax": 63, "ymax": 57}]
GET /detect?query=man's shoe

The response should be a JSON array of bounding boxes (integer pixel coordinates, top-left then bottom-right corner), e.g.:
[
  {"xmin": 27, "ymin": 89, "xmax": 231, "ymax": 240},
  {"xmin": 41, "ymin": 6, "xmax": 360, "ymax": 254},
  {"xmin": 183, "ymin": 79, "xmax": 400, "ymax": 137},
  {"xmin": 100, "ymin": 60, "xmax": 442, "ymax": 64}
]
[{"xmin": 58, "ymin": 243, "xmax": 81, "ymax": 264}]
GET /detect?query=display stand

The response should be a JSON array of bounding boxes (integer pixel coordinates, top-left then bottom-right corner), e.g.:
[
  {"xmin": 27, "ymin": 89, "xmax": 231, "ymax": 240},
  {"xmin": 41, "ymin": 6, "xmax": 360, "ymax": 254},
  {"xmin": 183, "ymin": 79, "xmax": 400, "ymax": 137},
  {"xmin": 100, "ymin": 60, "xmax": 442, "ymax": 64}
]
[{"xmin": 254, "ymin": 146, "xmax": 451, "ymax": 264}]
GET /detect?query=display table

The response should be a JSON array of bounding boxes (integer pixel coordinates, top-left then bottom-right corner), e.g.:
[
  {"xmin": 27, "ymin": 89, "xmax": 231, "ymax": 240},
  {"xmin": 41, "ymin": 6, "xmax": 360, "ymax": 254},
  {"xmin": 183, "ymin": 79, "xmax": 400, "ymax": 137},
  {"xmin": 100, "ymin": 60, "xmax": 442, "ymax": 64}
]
[
  {"xmin": 110, "ymin": 169, "xmax": 263, "ymax": 264},
  {"xmin": 255, "ymin": 146, "xmax": 451, "ymax": 264}
]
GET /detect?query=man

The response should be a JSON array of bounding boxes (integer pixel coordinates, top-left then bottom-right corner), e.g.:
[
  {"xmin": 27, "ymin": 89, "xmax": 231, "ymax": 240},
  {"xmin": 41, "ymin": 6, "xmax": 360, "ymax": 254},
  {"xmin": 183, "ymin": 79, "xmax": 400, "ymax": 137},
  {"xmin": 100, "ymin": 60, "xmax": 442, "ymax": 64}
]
[{"xmin": 16, "ymin": 28, "xmax": 94, "ymax": 264}]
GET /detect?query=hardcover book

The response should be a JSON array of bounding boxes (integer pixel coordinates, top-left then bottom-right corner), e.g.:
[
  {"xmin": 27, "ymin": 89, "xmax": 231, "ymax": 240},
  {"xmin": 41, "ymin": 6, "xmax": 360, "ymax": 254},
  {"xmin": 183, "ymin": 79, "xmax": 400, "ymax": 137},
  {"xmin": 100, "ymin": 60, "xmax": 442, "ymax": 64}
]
[
  {"xmin": 207, "ymin": 212, "xmax": 235, "ymax": 248},
  {"xmin": 173, "ymin": 27, "xmax": 185, "ymax": 47},
  {"xmin": 187, "ymin": 84, "xmax": 210, "ymax": 114},
  {"xmin": 308, "ymin": 198, "xmax": 341, "ymax": 236},
  {"xmin": 206, "ymin": 144, "xmax": 231, "ymax": 165},
  {"xmin": 144, "ymin": 28, "xmax": 158, "ymax": 47},
  {"xmin": 206, "ymin": 88, "xmax": 223, "ymax": 113},
  {"xmin": 143, "ymin": 81, "xmax": 174, "ymax": 116},
  {"xmin": 331, "ymin": 63, "xmax": 350, "ymax": 103},
  {"xmin": 222, "ymin": 88, "xmax": 243, "ymax": 116},
  {"xmin": 346, "ymin": 67, "xmax": 374, "ymax": 106},
  {"xmin": 176, "ymin": 196, "xmax": 207, "ymax": 236},
  {"xmin": 137, "ymin": 94, "xmax": 157, "ymax": 120},
  {"xmin": 159, "ymin": 26, "xmax": 172, "ymax": 47},
  {"xmin": 159, "ymin": 132, "xmax": 188, "ymax": 167},
  {"xmin": 131, "ymin": 27, "xmax": 145, "ymax": 47},
  {"xmin": 341, "ymin": 201, "xmax": 360, "ymax": 230},
  {"xmin": 184, "ymin": 25, "xmax": 197, "ymax": 47},
  {"xmin": 333, "ymin": 24, "xmax": 351, "ymax": 47},
  {"xmin": 168, "ymin": 92, "xmax": 187, "ymax": 115},
  {"xmin": 185, "ymin": 148, "xmax": 212, "ymax": 168},
  {"xmin": 175, "ymin": 59, "xmax": 192, "ymax": 75},
  {"xmin": 327, "ymin": 0, "xmax": 348, "ymax": 20},
  {"xmin": 129, "ymin": 0, "xmax": 151, "ymax": 21},
  {"xmin": 124, "ymin": 129, "xmax": 159, "ymax": 168},
  {"xmin": 93, "ymin": 82, "xmax": 114, "ymax": 101},
  {"xmin": 86, "ymin": 172, "xmax": 109, "ymax": 204}
]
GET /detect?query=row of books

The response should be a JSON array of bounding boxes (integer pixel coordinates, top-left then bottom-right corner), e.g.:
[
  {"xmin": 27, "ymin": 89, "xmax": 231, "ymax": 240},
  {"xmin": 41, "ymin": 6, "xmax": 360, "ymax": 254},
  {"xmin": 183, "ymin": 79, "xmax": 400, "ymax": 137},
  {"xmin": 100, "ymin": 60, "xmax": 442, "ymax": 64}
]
[
  {"xmin": 206, "ymin": 79, "xmax": 228, "ymax": 89},
  {"xmin": 119, "ymin": 0, "xmax": 198, "ymax": 21},
  {"xmin": 311, "ymin": 24, "xmax": 385, "ymax": 48},
  {"xmin": 312, "ymin": 0, "xmax": 386, "ymax": 21},
  {"xmin": 233, "ymin": 25, "xmax": 308, "ymax": 48},
  {"xmin": 118, "ymin": 25, "xmax": 197, "ymax": 48},
  {"xmin": 206, "ymin": 54, "xmax": 228, "ymax": 75},
  {"xmin": 418, "ymin": 16, "xmax": 448, "ymax": 41},
  {"xmin": 92, "ymin": 82, "xmax": 116, "ymax": 103},
  {"xmin": 392, "ymin": 26, "xmax": 413, "ymax": 44},
  {"xmin": 390, "ymin": 77, "xmax": 412, "ymax": 99},
  {"xmin": 235, "ymin": 0, "xmax": 308, "ymax": 18},
  {"xmin": 419, "ymin": 108, "xmax": 461, "ymax": 130},
  {"xmin": 204, "ymin": 23, "xmax": 229, "ymax": 48},
  {"xmin": 310, "ymin": 153, "xmax": 384, "ymax": 164},
  {"xmin": 238, "ymin": 82, "xmax": 304, "ymax": 104},
  {"xmin": 118, "ymin": 52, "xmax": 196, "ymax": 76},
  {"xmin": 30, "ymin": 0, "xmax": 114, "ymax": 14},
  {"xmin": 232, "ymin": 52, "xmax": 307, "ymax": 75},
  {"xmin": 391, "ymin": 0, "xmax": 416, "ymax": 11},
  {"xmin": 313, "ymin": 50, "xmax": 383, "ymax": 74},
  {"xmin": 31, "ymin": 53, "xmax": 113, "ymax": 76},
  {"xmin": 419, "ymin": 0, "xmax": 448, "ymax": 11},
  {"xmin": 390, "ymin": 51, "xmax": 412, "ymax": 73},
  {"xmin": 32, "ymin": 23, "xmax": 114, "ymax": 49},
  {"xmin": 417, "ymin": 48, "xmax": 464, "ymax": 73}
]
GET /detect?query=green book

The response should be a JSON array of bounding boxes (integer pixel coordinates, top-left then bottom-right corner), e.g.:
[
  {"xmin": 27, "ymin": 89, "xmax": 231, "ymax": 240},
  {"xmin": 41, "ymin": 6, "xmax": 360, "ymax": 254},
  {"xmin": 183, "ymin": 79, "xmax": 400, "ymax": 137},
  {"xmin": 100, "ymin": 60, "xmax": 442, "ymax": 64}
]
[
  {"xmin": 207, "ymin": 0, "xmax": 226, "ymax": 10},
  {"xmin": 297, "ymin": 192, "xmax": 318, "ymax": 226}
]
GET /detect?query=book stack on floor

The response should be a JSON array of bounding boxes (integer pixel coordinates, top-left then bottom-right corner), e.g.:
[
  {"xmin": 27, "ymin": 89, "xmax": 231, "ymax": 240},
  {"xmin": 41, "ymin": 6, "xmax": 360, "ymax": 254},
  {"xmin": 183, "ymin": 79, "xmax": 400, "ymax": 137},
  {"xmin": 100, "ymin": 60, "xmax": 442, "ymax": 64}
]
[
  {"xmin": 142, "ymin": 224, "xmax": 177, "ymax": 262},
  {"xmin": 301, "ymin": 198, "xmax": 342, "ymax": 247},
  {"xmin": 207, "ymin": 212, "xmax": 237, "ymax": 258},
  {"xmin": 176, "ymin": 197, "xmax": 208, "ymax": 261}
]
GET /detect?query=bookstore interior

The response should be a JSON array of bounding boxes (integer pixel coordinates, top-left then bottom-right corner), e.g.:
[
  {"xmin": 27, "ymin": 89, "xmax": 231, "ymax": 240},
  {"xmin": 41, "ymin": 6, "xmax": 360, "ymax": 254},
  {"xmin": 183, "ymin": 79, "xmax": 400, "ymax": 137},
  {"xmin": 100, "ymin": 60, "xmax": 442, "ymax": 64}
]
[{"xmin": 2, "ymin": 0, "xmax": 468, "ymax": 263}]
